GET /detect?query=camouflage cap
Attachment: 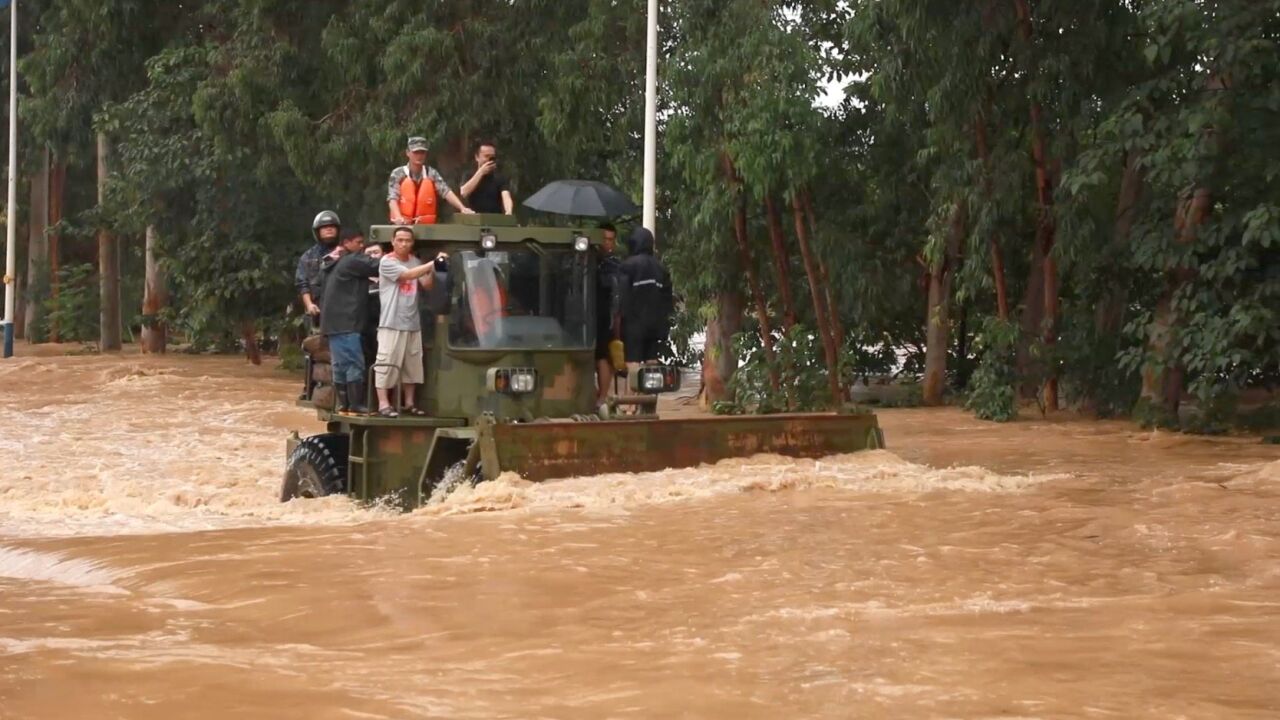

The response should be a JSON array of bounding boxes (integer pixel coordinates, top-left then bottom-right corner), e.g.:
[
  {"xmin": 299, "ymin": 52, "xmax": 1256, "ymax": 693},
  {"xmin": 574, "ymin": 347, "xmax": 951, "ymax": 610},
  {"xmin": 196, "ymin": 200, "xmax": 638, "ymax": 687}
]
[{"xmin": 407, "ymin": 136, "xmax": 429, "ymax": 152}]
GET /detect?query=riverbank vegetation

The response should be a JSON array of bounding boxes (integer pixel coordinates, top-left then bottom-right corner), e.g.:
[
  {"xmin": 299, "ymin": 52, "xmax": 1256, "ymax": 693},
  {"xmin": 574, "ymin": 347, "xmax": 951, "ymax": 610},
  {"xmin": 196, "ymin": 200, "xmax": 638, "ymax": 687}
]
[{"xmin": 3, "ymin": 0, "xmax": 1276, "ymax": 430}]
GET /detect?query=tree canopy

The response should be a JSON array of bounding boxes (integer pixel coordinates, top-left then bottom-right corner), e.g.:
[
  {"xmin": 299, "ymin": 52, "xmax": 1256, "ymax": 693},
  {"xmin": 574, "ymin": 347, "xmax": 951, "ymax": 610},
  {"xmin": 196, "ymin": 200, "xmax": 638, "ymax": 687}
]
[{"xmin": 8, "ymin": 0, "xmax": 1279, "ymax": 429}]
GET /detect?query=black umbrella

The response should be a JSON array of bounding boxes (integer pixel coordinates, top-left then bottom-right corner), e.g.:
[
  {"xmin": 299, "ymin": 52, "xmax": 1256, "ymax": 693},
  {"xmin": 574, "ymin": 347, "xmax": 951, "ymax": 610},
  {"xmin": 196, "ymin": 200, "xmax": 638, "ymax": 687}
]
[{"xmin": 522, "ymin": 180, "xmax": 640, "ymax": 218}]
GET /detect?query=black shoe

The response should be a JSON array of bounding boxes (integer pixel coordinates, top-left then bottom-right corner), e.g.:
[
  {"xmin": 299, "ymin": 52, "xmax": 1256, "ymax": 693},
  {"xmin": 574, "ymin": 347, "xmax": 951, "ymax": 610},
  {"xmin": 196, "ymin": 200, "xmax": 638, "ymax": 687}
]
[
  {"xmin": 334, "ymin": 383, "xmax": 349, "ymax": 413},
  {"xmin": 346, "ymin": 382, "xmax": 369, "ymax": 414}
]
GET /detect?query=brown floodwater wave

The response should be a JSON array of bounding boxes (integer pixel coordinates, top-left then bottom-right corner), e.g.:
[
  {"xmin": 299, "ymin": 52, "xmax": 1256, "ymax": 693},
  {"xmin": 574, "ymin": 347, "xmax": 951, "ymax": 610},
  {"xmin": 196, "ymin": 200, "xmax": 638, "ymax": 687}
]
[{"xmin": 1, "ymin": 350, "xmax": 1278, "ymax": 719}]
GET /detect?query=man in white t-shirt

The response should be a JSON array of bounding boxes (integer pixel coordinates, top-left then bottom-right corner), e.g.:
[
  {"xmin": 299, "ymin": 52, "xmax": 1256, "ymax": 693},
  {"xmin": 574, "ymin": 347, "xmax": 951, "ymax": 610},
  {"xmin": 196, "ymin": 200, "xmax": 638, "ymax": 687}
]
[{"xmin": 374, "ymin": 226, "xmax": 446, "ymax": 418}]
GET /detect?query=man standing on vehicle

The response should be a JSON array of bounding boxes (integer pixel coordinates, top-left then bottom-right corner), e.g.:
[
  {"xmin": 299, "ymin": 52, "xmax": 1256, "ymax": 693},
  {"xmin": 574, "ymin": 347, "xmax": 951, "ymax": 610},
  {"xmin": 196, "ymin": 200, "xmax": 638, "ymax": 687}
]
[
  {"xmin": 388, "ymin": 136, "xmax": 475, "ymax": 224},
  {"xmin": 617, "ymin": 226, "xmax": 674, "ymax": 373},
  {"xmin": 296, "ymin": 210, "xmax": 342, "ymax": 327},
  {"xmin": 295, "ymin": 210, "xmax": 342, "ymax": 400},
  {"xmin": 374, "ymin": 226, "xmax": 447, "ymax": 418},
  {"xmin": 320, "ymin": 232, "xmax": 384, "ymax": 414},
  {"xmin": 595, "ymin": 223, "xmax": 623, "ymax": 406},
  {"xmin": 459, "ymin": 140, "xmax": 514, "ymax": 215}
]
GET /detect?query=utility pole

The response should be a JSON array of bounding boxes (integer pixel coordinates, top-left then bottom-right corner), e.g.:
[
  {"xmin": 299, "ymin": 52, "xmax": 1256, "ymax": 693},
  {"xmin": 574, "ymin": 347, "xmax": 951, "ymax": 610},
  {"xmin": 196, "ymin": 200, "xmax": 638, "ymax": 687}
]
[
  {"xmin": 3, "ymin": 0, "xmax": 18, "ymax": 358},
  {"xmin": 642, "ymin": 0, "xmax": 658, "ymax": 236}
]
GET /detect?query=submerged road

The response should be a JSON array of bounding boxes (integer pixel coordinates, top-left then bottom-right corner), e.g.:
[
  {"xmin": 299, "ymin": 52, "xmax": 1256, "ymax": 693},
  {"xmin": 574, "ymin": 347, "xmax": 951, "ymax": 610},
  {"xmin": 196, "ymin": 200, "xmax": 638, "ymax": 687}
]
[{"xmin": 1, "ymin": 350, "xmax": 1277, "ymax": 718}]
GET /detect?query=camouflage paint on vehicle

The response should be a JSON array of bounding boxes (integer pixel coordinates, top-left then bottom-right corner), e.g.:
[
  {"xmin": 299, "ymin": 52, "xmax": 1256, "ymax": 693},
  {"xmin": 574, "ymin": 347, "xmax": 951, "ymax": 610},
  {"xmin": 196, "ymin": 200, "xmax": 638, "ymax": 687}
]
[{"xmin": 289, "ymin": 215, "xmax": 885, "ymax": 509}]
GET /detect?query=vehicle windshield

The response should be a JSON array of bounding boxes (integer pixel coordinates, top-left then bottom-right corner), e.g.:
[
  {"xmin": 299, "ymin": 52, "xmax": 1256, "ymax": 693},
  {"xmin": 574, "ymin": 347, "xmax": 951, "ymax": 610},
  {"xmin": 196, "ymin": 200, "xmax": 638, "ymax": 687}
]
[{"xmin": 448, "ymin": 248, "xmax": 595, "ymax": 350}]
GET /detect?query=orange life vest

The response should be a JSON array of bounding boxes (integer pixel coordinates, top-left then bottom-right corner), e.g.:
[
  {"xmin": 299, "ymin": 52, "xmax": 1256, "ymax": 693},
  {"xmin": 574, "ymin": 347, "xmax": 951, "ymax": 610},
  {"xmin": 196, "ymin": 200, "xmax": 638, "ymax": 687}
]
[{"xmin": 396, "ymin": 166, "xmax": 438, "ymax": 224}]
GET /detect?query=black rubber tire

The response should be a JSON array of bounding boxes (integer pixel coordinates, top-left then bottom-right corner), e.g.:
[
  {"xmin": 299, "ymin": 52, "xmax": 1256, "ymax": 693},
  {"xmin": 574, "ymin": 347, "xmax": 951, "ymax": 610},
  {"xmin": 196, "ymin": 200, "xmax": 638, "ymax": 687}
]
[{"xmin": 280, "ymin": 433, "xmax": 349, "ymax": 501}]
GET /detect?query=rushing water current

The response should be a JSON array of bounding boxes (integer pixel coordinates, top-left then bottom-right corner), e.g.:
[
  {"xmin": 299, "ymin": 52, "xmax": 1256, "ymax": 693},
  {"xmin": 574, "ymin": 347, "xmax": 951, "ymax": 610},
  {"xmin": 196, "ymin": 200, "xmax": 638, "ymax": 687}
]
[{"xmin": 1, "ymin": 350, "xmax": 1278, "ymax": 719}]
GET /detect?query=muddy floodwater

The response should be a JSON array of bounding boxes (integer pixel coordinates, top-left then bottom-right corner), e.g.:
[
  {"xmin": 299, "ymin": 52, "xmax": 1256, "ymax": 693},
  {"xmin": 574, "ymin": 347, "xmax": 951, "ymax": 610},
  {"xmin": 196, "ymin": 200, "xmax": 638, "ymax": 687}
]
[{"xmin": 1, "ymin": 350, "xmax": 1278, "ymax": 719}]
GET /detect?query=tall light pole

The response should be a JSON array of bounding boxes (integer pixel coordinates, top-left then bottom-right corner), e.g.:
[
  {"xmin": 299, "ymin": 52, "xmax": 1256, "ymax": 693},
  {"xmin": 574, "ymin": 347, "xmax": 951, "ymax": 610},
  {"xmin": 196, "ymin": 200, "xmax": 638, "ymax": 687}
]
[
  {"xmin": 2, "ymin": 0, "xmax": 16, "ymax": 359},
  {"xmin": 642, "ymin": 0, "xmax": 658, "ymax": 235}
]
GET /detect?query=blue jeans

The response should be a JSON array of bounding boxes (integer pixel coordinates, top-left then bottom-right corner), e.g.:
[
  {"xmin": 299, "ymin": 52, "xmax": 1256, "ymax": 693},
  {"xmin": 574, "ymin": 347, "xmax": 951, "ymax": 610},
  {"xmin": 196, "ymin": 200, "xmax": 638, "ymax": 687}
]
[{"xmin": 328, "ymin": 332, "xmax": 365, "ymax": 384}]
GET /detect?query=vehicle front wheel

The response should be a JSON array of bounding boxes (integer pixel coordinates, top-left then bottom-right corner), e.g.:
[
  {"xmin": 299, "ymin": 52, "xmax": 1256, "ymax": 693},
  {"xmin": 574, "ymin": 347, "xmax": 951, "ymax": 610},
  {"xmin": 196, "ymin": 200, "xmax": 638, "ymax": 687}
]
[{"xmin": 280, "ymin": 433, "xmax": 349, "ymax": 501}]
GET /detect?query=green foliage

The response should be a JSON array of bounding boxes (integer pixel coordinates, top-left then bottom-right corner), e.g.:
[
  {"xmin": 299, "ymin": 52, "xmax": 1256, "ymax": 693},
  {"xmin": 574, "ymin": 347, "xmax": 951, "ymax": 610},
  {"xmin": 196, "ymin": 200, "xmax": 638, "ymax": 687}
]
[
  {"xmin": 721, "ymin": 326, "xmax": 837, "ymax": 414},
  {"xmin": 10, "ymin": 0, "xmax": 1277, "ymax": 431},
  {"xmin": 42, "ymin": 264, "xmax": 99, "ymax": 343},
  {"xmin": 965, "ymin": 318, "xmax": 1019, "ymax": 422}
]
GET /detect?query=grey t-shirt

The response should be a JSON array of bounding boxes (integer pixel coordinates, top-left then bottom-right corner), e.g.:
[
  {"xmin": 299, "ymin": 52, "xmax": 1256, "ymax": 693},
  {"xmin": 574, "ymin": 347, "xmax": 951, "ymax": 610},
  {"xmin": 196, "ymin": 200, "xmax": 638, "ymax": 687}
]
[{"xmin": 379, "ymin": 254, "xmax": 424, "ymax": 331}]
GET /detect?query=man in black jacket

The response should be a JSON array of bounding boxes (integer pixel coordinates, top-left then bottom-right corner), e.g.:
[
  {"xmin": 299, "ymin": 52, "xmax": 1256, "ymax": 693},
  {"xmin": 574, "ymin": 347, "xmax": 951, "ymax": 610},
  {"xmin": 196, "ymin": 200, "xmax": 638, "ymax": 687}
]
[
  {"xmin": 320, "ymin": 232, "xmax": 384, "ymax": 414},
  {"xmin": 617, "ymin": 226, "xmax": 673, "ymax": 374},
  {"xmin": 595, "ymin": 223, "xmax": 623, "ymax": 404}
]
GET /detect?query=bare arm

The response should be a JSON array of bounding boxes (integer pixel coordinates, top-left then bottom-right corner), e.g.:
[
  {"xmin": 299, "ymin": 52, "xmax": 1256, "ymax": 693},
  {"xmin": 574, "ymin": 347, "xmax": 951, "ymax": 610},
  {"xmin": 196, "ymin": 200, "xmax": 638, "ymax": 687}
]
[
  {"xmin": 461, "ymin": 161, "xmax": 496, "ymax": 199},
  {"xmin": 502, "ymin": 190, "xmax": 514, "ymax": 215},
  {"xmin": 444, "ymin": 191, "xmax": 475, "ymax": 214},
  {"xmin": 388, "ymin": 200, "xmax": 406, "ymax": 224}
]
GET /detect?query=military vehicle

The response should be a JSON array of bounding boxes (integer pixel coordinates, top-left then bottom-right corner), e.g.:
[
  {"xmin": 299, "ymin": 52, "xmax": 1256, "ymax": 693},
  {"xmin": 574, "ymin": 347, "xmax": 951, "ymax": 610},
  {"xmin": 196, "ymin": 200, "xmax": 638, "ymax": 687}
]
[{"xmin": 283, "ymin": 214, "xmax": 884, "ymax": 508}]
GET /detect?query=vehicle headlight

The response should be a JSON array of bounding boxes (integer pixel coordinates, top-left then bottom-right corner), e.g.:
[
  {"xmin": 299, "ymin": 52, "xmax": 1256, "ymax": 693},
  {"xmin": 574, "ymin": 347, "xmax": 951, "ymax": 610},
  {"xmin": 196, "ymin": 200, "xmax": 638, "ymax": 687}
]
[
  {"xmin": 573, "ymin": 235, "xmax": 590, "ymax": 252},
  {"xmin": 480, "ymin": 233, "xmax": 498, "ymax": 250},
  {"xmin": 632, "ymin": 366, "xmax": 681, "ymax": 394},
  {"xmin": 488, "ymin": 367, "xmax": 537, "ymax": 394},
  {"xmin": 510, "ymin": 370, "xmax": 537, "ymax": 393}
]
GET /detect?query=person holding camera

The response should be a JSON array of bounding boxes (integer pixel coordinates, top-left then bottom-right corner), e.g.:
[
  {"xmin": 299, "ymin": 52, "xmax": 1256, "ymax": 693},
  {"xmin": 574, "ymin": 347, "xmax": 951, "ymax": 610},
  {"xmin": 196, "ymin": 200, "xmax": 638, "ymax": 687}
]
[
  {"xmin": 459, "ymin": 140, "xmax": 514, "ymax": 215},
  {"xmin": 373, "ymin": 226, "xmax": 448, "ymax": 418}
]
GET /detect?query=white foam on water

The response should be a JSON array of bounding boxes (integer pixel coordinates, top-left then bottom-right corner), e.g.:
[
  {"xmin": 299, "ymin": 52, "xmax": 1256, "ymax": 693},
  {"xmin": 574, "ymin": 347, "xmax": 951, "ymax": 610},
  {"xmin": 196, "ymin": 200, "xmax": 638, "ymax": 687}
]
[
  {"xmin": 0, "ymin": 545, "xmax": 127, "ymax": 593},
  {"xmin": 415, "ymin": 450, "xmax": 1067, "ymax": 518},
  {"xmin": 0, "ymin": 359, "xmax": 395, "ymax": 538}
]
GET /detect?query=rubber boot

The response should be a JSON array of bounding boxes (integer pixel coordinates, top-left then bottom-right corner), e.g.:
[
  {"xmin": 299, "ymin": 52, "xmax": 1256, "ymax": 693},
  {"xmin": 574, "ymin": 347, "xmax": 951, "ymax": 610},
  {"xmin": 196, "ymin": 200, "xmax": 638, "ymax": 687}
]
[
  {"xmin": 334, "ymin": 382, "xmax": 349, "ymax": 414},
  {"xmin": 346, "ymin": 381, "xmax": 369, "ymax": 415}
]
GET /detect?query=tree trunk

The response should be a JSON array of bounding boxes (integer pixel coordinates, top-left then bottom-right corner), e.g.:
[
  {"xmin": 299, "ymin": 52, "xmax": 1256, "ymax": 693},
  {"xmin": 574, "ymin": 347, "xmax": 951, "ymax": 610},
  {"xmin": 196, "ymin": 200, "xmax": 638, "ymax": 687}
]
[
  {"xmin": 141, "ymin": 224, "xmax": 168, "ymax": 353},
  {"xmin": 973, "ymin": 114, "xmax": 1009, "ymax": 320},
  {"xmin": 803, "ymin": 190, "xmax": 844, "ymax": 349},
  {"xmin": 48, "ymin": 154, "xmax": 66, "ymax": 343},
  {"xmin": 791, "ymin": 194, "xmax": 842, "ymax": 405},
  {"xmin": 1095, "ymin": 152, "xmax": 1144, "ymax": 338},
  {"xmin": 1140, "ymin": 73, "xmax": 1223, "ymax": 418},
  {"xmin": 1141, "ymin": 187, "xmax": 1212, "ymax": 416},
  {"xmin": 699, "ymin": 290, "xmax": 742, "ymax": 408},
  {"xmin": 922, "ymin": 201, "xmax": 967, "ymax": 405},
  {"xmin": 722, "ymin": 155, "xmax": 777, "ymax": 382},
  {"xmin": 1012, "ymin": 0, "xmax": 1060, "ymax": 411},
  {"xmin": 764, "ymin": 195, "xmax": 798, "ymax": 331},
  {"xmin": 23, "ymin": 148, "xmax": 51, "ymax": 341},
  {"xmin": 1041, "ymin": 222, "xmax": 1059, "ymax": 411},
  {"xmin": 97, "ymin": 133, "xmax": 122, "ymax": 351},
  {"xmin": 733, "ymin": 198, "xmax": 779, "ymax": 381},
  {"xmin": 242, "ymin": 319, "xmax": 262, "ymax": 365},
  {"xmin": 1017, "ymin": 237, "xmax": 1045, "ymax": 398}
]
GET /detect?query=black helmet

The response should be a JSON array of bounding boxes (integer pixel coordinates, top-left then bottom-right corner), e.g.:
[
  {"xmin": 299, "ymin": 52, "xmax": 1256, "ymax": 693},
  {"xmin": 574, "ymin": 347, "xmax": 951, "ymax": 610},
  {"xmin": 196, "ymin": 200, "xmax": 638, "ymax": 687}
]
[{"xmin": 311, "ymin": 210, "xmax": 341, "ymax": 242}]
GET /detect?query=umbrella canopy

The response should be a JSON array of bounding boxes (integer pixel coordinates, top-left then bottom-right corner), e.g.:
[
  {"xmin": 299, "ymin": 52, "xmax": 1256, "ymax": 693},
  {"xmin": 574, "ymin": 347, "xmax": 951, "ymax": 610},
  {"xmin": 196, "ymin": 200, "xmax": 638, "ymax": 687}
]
[{"xmin": 522, "ymin": 180, "xmax": 640, "ymax": 218}]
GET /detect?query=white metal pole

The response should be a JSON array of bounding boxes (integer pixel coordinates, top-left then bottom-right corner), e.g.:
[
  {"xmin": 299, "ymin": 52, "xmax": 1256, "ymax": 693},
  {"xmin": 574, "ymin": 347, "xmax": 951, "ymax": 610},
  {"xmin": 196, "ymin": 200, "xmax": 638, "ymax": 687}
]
[
  {"xmin": 2, "ymin": 0, "xmax": 16, "ymax": 358},
  {"xmin": 642, "ymin": 0, "xmax": 658, "ymax": 235}
]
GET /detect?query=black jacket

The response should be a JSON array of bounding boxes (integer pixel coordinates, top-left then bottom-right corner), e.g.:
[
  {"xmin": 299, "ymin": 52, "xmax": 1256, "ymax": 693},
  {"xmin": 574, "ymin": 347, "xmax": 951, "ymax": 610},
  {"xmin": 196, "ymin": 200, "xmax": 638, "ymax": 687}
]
[
  {"xmin": 319, "ymin": 251, "xmax": 381, "ymax": 336},
  {"xmin": 618, "ymin": 227, "xmax": 673, "ymax": 334},
  {"xmin": 597, "ymin": 253, "xmax": 622, "ymax": 338}
]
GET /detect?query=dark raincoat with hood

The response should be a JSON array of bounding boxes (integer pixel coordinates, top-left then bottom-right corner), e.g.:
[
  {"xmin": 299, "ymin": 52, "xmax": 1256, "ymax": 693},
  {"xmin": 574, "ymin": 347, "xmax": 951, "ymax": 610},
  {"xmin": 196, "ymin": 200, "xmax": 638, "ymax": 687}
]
[{"xmin": 618, "ymin": 227, "xmax": 674, "ymax": 344}]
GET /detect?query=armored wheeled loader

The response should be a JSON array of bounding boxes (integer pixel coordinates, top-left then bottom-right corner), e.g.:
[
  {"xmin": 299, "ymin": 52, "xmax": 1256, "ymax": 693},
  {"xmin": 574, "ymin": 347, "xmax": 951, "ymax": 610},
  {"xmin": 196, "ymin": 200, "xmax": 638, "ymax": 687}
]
[{"xmin": 283, "ymin": 214, "xmax": 884, "ymax": 508}]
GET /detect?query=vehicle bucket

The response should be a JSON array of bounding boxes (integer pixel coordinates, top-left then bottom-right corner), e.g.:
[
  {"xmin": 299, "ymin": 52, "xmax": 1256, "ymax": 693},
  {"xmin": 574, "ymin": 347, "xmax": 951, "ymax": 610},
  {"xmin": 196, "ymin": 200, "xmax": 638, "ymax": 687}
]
[{"xmin": 483, "ymin": 412, "xmax": 885, "ymax": 482}]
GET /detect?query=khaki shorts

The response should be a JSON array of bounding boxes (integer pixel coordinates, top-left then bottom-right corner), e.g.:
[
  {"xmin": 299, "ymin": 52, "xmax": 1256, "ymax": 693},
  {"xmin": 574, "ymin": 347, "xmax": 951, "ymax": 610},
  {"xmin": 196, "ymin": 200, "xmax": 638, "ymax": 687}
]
[{"xmin": 373, "ymin": 328, "xmax": 424, "ymax": 388}]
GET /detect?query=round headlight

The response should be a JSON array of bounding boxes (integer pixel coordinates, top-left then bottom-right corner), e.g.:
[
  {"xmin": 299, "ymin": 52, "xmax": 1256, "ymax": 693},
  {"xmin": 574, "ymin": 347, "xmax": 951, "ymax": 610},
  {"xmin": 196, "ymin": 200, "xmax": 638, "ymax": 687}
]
[
  {"xmin": 480, "ymin": 233, "xmax": 498, "ymax": 250},
  {"xmin": 573, "ymin": 235, "xmax": 590, "ymax": 252}
]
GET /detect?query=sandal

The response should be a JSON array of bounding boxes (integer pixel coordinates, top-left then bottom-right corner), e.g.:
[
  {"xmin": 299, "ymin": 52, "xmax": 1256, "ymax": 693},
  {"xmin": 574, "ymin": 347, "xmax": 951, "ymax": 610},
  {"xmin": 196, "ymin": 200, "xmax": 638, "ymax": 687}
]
[
  {"xmin": 400, "ymin": 406, "xmax": 428, "ymax": 417},
  {"xmin": 377, "ymin": 406, "xmax": 399, "ymax": 418}
]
